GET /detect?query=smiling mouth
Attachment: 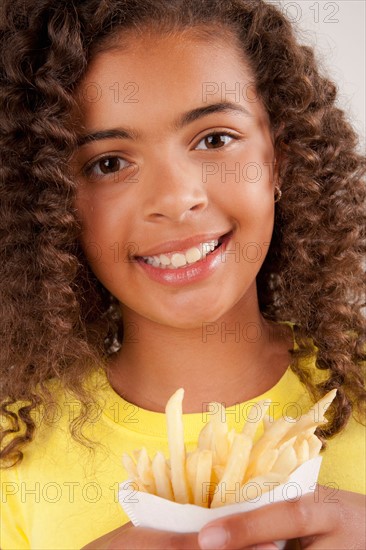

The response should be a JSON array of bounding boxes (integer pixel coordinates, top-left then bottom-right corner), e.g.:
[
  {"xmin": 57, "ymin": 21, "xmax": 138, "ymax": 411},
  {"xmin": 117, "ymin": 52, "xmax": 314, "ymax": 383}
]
[{"xmin": 136, "ymin": 233, "xmax": 230, "ymax": 270}]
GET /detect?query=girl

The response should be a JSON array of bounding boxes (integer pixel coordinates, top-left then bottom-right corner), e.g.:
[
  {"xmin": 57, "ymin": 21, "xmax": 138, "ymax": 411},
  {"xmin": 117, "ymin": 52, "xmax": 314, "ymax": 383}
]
[{"xmin": 1, "ymin": 0, "xmax": 365, "ymax": 548}]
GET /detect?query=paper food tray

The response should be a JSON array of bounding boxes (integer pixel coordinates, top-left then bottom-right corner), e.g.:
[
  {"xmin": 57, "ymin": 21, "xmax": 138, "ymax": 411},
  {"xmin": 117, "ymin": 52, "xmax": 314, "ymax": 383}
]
[{"xmin": 119, "ymin": 456, "xmax": 322, "ymax": 549}]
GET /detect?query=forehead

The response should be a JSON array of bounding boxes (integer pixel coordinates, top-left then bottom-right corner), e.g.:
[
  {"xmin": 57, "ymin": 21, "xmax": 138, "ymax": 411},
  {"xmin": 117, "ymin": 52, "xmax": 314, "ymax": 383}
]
[{"xmin": 75, "ymin": 29, "xmax": 267, "ymax": 132}]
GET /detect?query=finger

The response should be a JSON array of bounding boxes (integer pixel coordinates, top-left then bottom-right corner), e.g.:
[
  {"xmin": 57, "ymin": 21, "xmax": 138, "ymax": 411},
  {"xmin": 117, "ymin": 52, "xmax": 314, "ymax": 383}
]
[
  {"xmin": 82, "ymin": 523, "xmax": 200, "ymax": 549},
  {"xmin": 111, "ymin": 527, "xmax": 200, "ymax": 549},
  {"xmin": 198, "ymin": 487, "xmax": 338, "ymax": 550},
  {"xmin": 242, "ymin": 545, "xmax": 279, "ymax": 550}
]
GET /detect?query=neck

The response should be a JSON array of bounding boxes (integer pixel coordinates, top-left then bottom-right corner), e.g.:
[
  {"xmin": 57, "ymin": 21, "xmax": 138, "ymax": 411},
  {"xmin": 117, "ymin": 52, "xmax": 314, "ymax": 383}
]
[{"xmin": 107, "ymin": 291, "xmax": 293, "ymax": 413}]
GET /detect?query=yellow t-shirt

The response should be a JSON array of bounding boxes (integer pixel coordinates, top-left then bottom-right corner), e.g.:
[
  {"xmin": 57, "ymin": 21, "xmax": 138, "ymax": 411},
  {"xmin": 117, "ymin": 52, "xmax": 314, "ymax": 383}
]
[{"xmin": 1, "ymin": 324, "xmax": 365, "ymax": 549}]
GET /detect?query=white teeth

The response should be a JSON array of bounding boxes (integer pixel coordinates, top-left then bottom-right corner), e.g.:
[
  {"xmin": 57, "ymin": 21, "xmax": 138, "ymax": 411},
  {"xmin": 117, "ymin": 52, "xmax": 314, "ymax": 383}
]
[
  {"xmin": 142, "ymin": 239, "xmax": 219, "ymax": 269},
  {"xmin": 203, "ymin": 242, "xmax": 216, "ymax": 253},
  {"xmin": 159, "ymin": 254, "xmax": 171, "ymax": 266},
  {"xmin": 185, "ymin": 247, "xmax": 202, "ymax": 264},
  {"xmin": 171, "ymin": 253, "xmax": 187, "ymax": 268}
]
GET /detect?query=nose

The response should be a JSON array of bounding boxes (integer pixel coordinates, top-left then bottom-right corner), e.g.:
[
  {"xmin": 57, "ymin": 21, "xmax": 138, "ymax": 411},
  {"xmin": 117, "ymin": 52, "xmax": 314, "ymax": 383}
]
[{"xmin": 141, "ymin": 156, "xmax": 208, "ymax": 223}]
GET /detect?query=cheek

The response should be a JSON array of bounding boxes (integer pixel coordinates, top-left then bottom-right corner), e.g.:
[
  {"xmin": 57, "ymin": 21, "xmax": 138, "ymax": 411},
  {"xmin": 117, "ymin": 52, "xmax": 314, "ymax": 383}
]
[
  {"xmin": 210, "ymin": 155, "xmax": 275, "ymax": 224},
  {"xmin": 75, "ymin": 188, "xmax": 131, "ymax": 249},
  {"xmin": 74, "ymin": 196, "xmax": 113, "ymax": 276}
]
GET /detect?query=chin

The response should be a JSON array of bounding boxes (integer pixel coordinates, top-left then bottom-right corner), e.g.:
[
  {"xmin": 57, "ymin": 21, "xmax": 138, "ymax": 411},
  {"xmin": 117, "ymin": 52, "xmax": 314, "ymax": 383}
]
[{"xmin": 152, "ymin": 304, "xmax": 230, "ymax": 331}]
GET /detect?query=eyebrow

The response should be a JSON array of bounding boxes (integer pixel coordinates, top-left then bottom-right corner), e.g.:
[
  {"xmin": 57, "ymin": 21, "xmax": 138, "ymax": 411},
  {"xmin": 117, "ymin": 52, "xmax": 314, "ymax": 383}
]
[{"xmin": 76, "ymin": 102, "xmax": 252, "ymax": 147}]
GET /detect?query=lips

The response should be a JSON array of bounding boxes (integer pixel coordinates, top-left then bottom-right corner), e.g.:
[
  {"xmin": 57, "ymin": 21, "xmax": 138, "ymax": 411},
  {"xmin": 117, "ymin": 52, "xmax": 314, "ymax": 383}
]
[
  {"xmin": 134, "ymin": 231, "xmax": 233, "ymax": 286},
  {"xmin": 134, "ymin": 231, "xmax": 232, "ymax": 269},
  {"xmin": 140, "ymin": 238, "xmax": 221, "ymax": 269}
]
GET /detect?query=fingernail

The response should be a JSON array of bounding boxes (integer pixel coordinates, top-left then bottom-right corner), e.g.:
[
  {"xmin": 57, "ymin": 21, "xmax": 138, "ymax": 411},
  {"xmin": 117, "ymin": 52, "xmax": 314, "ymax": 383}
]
[{"xmin": 199, "ymin": 526, "xmax": 228, "ymax": 549}]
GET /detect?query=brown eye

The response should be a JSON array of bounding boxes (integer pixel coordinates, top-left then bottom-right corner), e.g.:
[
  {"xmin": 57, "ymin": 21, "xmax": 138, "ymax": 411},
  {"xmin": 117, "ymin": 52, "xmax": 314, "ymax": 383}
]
[
  {"xmin": 83, "ymin": 155, "xmax": 129, "ymax": 179},
  {"xmin": 195, "ymin": 133, "xmax": 236, "ymax": 150},
  {"xmin": 98, "ymin": 157, "xmax": 123, "ymax": 174}
]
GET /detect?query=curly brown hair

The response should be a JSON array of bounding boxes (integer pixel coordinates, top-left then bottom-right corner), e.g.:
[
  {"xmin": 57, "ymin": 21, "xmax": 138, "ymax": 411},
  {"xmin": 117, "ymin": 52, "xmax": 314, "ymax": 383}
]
[{"xmin": 1, "ymin": 0, "xmax": 365, "ymax": 468}]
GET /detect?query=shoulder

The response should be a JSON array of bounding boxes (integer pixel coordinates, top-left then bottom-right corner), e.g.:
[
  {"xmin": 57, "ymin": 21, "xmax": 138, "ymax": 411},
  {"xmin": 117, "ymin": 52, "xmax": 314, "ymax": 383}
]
[
  {"xmin": 273, "ymin": 325, "xmax": 365, "ymax": 495},
  {"xmin": 0, "ymin": 368, "xmax": 110, "ymax": 467},
  {"xmin": 318, "ymin": 412, "xmax": 365, "ymax": 494},
  {"xmin": 290, "ymin": 334, "xmax": 366, "ymax": 494}
]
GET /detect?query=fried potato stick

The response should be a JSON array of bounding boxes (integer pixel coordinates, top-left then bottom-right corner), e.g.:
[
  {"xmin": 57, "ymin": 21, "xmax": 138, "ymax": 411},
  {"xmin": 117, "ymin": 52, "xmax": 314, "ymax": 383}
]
[
  {"xmin": 165, "ymin": 388, "xmax": 191, "ymax": 504},
  {"xmin": 211, "ymin": 433, "xmax": 252, "ymax": 508},
  {"xmin": 152, "ymin": 451, "xmax": 174, "ymax": 501}
]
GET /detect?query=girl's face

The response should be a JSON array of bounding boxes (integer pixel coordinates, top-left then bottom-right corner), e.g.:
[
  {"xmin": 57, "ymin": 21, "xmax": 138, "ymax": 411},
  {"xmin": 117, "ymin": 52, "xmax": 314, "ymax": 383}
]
[{"xmin": 73, "ymin": 29, "xmax": 278, "ymax": 329}]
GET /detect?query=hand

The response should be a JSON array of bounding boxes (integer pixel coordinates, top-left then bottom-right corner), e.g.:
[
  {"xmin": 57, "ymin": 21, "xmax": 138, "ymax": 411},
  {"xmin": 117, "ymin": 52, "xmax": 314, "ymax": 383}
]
[
  {"xmin": 198, "ymin": 486, "xmax": 366, "ymax": 550},
  {"xmin": 81, "ymin": 521, "xmax": 200, "ymax": 549}
]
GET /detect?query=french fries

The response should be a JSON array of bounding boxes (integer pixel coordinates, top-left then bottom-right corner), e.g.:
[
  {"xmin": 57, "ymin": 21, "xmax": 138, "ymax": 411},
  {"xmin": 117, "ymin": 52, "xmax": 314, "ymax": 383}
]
[
  {"xmin": 122, "ymin": 388, "xmax": 336, "ymax": 508},
  {"xmin": 152, "ymin": 451, "xmax": 174, "ymax": 501},
  {"xmin": 165, "ymin": 388, "xmax": 191, "ymax": 504}
]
